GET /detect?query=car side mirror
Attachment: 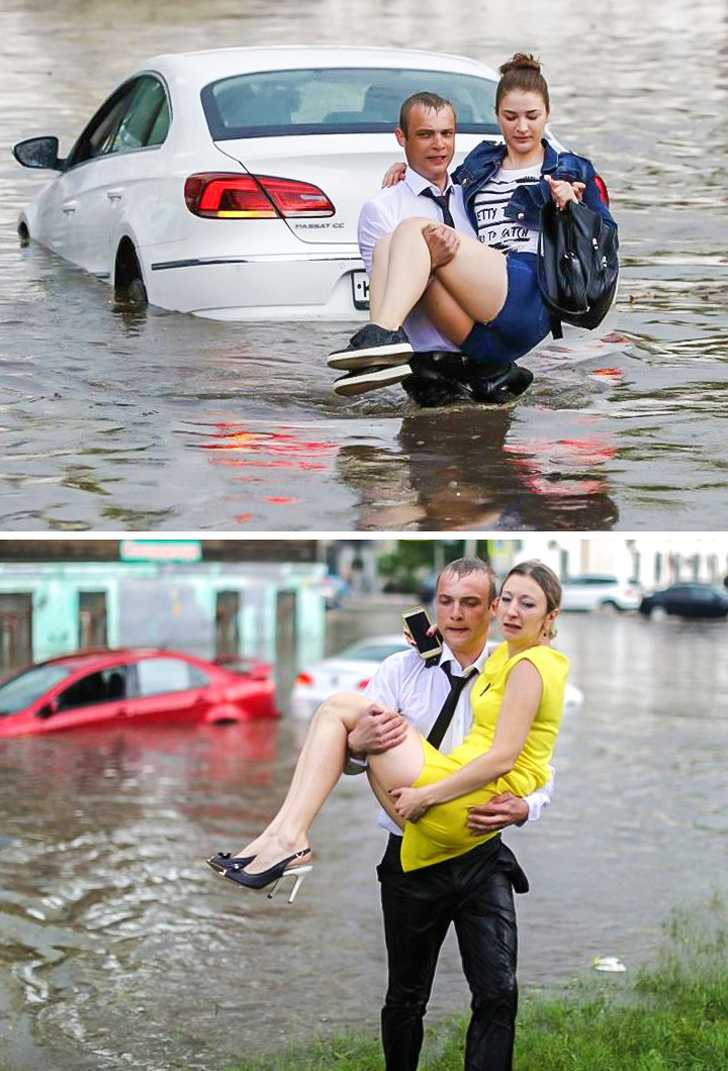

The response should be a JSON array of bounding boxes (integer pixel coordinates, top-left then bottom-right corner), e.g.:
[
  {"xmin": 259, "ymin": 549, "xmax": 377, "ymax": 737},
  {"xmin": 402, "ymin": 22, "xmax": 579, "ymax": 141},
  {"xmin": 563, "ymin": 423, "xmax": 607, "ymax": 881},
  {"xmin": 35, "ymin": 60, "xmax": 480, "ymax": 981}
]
[
  {"xmin": 13, "ymin": 136, "xmax": 64, "ymax": 171},
  {"xmin": 36, "ymin": 697, "xmax": 59, "ymax": 719}
]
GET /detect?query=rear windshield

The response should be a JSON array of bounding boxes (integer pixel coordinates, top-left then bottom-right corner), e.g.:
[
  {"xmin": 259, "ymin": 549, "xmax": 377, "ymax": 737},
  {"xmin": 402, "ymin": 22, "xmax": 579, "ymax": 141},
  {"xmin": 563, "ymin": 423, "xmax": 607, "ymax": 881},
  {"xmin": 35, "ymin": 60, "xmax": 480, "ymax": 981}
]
[{"xmin": 201, "ymin": 67, "xmax": 498, "ymax": 140}]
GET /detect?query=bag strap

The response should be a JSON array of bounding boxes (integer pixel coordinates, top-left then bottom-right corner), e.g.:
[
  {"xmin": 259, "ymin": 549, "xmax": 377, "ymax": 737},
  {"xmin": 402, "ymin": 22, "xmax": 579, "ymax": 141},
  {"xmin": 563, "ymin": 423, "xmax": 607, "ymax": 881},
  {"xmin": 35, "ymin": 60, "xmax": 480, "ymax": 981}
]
[{"xmin": 548, "ymin": 311, "xmax": 564, "ymax": 340}]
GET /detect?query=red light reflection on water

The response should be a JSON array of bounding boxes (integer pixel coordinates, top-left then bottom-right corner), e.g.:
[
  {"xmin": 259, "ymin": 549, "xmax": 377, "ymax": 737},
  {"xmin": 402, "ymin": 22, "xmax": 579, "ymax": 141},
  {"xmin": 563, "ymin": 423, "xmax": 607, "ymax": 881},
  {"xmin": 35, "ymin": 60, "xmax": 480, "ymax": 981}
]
[
  {"xmin": 198, "ymin": 425, "xmax": 338, "ymax": 474},
  {"xmin": 504, "ymin": 428, "xmax": 616, "ymax": 496}
]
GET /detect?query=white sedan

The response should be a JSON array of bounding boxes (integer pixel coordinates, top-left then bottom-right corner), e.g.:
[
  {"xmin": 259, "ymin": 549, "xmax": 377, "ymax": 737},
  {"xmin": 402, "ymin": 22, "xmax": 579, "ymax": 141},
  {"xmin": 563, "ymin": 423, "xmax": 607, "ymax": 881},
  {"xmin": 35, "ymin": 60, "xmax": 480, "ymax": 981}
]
[
  {"xmin": 13, "ymin": 45, "xmax": 504, "ymax": 321},
  {"xmin": 289, "ymin": 633, "xmax": 583, "ymax": 719}
]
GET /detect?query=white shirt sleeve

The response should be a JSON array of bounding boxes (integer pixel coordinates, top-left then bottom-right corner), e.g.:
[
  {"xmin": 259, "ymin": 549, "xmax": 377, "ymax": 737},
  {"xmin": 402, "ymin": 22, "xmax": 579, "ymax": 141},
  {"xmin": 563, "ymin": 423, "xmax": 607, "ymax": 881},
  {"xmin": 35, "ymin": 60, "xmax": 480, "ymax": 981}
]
[
  {"xmin": 357, "ymin": 195, "xmax": 394, "ymax": 274},
  {"xmin": 524, "ymin": 766, "xmax": 555, "ymax": 822},
  {"xmin": 342, "ymin": 656, "xmax": 403, "ymax": 776}
]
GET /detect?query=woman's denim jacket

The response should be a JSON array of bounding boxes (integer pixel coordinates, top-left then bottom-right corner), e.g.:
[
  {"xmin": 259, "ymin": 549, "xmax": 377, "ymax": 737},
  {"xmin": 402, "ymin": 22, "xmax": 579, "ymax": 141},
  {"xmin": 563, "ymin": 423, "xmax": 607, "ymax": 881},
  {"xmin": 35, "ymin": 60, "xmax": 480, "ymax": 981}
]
[{"xmin": 452, "ymin": 139, "xmax": 618, "ymax": 241}]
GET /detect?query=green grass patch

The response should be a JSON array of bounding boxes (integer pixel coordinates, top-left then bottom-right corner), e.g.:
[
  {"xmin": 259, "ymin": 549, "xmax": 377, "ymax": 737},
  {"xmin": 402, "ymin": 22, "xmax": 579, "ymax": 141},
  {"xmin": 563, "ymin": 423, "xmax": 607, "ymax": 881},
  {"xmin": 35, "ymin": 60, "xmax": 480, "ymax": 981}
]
[{"xmin": 231, "ymin": 895, "xmax": 728, "ymax": 1071}]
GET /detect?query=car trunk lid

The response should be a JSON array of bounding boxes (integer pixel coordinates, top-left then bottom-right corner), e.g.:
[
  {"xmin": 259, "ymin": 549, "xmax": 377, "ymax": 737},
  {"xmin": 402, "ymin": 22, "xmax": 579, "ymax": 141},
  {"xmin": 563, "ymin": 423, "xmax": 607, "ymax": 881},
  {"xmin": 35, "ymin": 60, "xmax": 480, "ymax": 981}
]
[{"xmin": 213, "ymin": 131, "xmax": 489, "ymax": 245}]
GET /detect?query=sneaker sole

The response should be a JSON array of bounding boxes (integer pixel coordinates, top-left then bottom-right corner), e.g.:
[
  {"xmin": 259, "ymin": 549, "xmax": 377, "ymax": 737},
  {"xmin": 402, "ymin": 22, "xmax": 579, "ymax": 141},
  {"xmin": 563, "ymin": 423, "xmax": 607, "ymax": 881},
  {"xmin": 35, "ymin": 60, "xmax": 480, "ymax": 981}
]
[
  {"xmin": 327, "ymin": 341, "xmax": 414, "ymax": 370},
  {"xmin": 333, "ymin": 364, "xmax": 413, "ymax": 396}
]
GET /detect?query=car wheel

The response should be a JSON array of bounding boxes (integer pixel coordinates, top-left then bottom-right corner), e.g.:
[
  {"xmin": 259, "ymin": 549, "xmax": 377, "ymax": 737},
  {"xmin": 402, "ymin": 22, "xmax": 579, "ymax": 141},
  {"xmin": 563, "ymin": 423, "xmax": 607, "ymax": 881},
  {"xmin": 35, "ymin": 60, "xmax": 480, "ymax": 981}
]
[
  {"xmin": 114, "ymin": 240, "xmax": 148, "ymax": 309},
  {"xmin": 649, "ymin": 605, "xmax": 668, "ymax": 621}
]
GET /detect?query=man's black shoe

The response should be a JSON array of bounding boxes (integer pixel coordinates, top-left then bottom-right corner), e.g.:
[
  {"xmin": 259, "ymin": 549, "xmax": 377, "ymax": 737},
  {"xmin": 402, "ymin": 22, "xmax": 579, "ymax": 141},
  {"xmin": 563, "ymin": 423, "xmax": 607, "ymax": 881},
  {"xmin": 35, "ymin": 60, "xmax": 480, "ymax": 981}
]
[
  {"xmin": 403, "ymin": 351, "xmax": 474, "ymax": 408},
  {"xmin": 328, "ymin": 324, "xmax": 413, "ymax": 370},
  {"xmin": 465, "ymin": 363, "xmax": 534, "ymax": 404}
]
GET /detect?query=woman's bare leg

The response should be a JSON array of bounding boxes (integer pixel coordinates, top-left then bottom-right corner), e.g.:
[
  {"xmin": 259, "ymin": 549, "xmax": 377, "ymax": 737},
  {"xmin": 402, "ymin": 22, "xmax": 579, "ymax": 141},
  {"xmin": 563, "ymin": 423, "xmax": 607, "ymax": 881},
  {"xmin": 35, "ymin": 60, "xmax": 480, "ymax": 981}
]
[
  {"xmin": 374, "ymin": 218, "xmax": 508, "ymax": 334},
  {"xmin": 368, "ymin": 234, "xmax": 392, "ymax": 323},
  {"xmin": 233, "ymin": 694, "xmax": 424, "ymax": 874}
]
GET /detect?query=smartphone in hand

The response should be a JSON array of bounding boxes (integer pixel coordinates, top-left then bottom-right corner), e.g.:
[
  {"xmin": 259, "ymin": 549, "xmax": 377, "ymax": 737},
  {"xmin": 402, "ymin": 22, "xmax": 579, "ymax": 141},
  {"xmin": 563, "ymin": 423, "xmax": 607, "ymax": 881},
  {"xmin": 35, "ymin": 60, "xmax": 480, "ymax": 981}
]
[{"xmin": 402, "ymin": 606, "xmax": 443, "ymax": 661}]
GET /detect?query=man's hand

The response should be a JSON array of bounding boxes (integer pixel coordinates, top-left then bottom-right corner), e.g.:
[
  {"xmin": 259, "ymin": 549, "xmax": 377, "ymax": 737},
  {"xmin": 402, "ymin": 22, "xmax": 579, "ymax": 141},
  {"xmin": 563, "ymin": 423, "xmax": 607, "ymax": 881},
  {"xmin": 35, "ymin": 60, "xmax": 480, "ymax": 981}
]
[
  {"xmin": 422, "ymin": 222, "xmax": 460, "ymax": 269},
  {"xmin": 347, "ymin": 702, "xmax": 408, "ymax": 758},
  {"xmin": 466, "ymin": 792, "xmax": 528, "ymax": 834}
]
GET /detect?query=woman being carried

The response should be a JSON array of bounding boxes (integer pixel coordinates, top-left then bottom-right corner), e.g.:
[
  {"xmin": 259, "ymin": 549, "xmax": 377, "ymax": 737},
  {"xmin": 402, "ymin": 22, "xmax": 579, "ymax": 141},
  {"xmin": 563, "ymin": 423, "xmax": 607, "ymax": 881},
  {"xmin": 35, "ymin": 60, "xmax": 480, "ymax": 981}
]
[
  {"xmin": 208, "ymin": 560, "xmax": 568, "ymax": 901},
  {"xmin": 329, "ymin": 53, "xmax": 618, "ymax": 399}
]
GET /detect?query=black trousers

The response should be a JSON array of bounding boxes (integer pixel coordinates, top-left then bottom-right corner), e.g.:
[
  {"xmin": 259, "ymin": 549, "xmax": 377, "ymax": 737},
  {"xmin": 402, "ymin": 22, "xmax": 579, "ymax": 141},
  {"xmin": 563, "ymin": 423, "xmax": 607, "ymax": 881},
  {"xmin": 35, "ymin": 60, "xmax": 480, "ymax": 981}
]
[{"xmin": 377, "ymin": 833, "xmax": 528, "ymax": 1071}]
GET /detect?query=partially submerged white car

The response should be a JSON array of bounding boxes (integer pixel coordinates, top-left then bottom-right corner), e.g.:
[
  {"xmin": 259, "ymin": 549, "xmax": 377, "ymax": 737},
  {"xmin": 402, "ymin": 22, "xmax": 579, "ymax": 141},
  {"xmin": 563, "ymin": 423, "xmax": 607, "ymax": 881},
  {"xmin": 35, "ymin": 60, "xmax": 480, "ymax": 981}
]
[{"xmin": 13, "ymin": 45, "xmax": 505, "ymax": 321}]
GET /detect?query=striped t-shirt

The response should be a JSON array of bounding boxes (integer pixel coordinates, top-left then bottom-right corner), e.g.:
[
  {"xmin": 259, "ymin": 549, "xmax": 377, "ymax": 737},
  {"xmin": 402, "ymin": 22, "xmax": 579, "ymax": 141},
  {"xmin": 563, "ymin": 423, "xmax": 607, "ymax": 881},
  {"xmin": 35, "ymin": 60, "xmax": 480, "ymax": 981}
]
[{"xmin": 472, "ymin": 163, "xmax": 542, "ymax": 254}]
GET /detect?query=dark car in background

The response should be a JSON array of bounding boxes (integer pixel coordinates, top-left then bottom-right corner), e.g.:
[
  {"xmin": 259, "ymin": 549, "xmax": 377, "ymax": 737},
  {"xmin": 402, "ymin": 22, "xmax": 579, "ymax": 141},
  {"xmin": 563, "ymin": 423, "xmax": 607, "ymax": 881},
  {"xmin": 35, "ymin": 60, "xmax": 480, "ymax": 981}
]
[
  {"xmin": 0, "ymin": 648, "xmax": 278, "ymax": 737},
  {"xmin": 639, "ymin": 583, "xmax": 728, "ymax": 620}
]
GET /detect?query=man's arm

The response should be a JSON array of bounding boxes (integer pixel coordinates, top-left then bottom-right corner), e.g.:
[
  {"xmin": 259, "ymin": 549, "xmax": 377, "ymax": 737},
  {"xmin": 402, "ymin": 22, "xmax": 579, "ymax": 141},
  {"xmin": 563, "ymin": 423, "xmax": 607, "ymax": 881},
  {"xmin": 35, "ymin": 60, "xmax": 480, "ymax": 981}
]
[
  {"xmin": 342, "ymin": 657, "xmax": 408, "ymax": 775},
  {"xmin": 466, "ymin": 771, "xmax": 555, "ymax": 833}
]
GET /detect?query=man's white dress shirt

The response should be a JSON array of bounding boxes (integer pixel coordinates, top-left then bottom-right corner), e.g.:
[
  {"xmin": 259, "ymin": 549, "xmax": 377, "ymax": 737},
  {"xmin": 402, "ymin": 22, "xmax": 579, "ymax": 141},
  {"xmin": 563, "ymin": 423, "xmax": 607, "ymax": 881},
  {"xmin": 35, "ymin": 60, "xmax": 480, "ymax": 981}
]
[
  {"xmin": 357, "ymin": 166, "xmax": 477, "ymax": 353},
  {"xmin": 362, "ymin": 641, "xmax": 555, "ymax": 837}
]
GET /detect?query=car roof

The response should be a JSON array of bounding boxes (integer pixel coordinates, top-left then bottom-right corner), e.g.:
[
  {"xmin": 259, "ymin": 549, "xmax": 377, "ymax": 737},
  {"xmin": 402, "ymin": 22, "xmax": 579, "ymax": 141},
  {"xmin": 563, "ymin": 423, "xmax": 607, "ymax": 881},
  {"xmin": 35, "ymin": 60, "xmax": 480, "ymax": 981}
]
[
  {"xmin": 137, "ymin": 45, "xmax": 500, "ymax": 86},
  {"xmin": 31, "ymin": 648, "xmax": 194, "ymax": 672}
]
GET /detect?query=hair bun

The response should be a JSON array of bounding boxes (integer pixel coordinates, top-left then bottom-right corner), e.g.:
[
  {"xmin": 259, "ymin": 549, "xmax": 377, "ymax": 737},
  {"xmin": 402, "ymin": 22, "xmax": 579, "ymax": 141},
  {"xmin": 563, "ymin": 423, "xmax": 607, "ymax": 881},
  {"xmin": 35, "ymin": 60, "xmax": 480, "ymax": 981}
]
[{"xmin": 500, "ymin": 52, "xmax": 542, "ymax": 76}]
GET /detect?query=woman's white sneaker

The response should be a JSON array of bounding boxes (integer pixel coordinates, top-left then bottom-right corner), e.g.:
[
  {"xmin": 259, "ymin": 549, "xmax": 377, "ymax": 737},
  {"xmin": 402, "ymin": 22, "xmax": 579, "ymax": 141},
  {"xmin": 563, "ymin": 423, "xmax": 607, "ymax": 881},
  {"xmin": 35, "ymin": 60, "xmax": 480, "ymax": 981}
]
[{"xmin": 333, "ymin": 362, "xmax": 413, "ymax": 396}]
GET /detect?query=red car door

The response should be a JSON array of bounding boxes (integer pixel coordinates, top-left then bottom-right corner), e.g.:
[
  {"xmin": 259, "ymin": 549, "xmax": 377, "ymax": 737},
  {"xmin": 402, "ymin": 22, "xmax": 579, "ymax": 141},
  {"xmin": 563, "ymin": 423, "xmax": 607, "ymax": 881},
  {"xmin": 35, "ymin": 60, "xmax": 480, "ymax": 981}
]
[
  {"xmin": 122, "ymin": 655, "xmax": 210, "ymax": 726},
  {"xmin": 32, "ymin": 664, "xmax": 131, "ymax": 733}
]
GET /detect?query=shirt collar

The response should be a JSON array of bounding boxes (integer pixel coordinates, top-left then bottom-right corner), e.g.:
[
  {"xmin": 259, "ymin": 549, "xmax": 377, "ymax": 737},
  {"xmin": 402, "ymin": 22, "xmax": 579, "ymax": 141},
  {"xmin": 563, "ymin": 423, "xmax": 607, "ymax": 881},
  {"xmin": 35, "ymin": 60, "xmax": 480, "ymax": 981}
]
[
  {"xmin": 404, "ymin": 165, "xmax": 455, "ymax": 198},
  {"xmin": 436, "ymin": 639, "xmax": 490, "ymax": 677}
]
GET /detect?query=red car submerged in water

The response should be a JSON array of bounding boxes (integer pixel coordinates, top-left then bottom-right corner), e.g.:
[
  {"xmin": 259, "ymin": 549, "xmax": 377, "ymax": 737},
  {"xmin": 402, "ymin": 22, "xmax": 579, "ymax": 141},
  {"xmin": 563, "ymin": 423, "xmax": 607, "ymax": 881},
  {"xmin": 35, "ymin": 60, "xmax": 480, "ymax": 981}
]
[{"xmin": 0, "ymin": 648, "xmax": 278, "ymax": 737}]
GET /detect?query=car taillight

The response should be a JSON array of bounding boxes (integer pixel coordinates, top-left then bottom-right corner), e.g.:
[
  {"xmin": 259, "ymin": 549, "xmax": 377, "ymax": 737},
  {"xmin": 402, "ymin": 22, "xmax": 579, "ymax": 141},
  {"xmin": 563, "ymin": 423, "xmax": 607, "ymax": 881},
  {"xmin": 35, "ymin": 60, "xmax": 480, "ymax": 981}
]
[
  {"xmin": 594, "ymin": 173, "xmax": 610, "ymax": 207},
  {"xmin": 184, "ymin": 173, "xmax": 335, "ymax": 219},
  {"xmin": 294, "ymin": 672, "xmax": 314, "ymax": 687}
]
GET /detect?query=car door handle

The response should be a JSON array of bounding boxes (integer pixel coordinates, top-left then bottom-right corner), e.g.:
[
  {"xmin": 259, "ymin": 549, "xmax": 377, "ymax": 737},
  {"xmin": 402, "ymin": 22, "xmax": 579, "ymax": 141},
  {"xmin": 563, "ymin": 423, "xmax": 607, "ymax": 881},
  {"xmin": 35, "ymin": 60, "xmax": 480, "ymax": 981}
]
[
  {"xmin": 114, "ymin": 706, "xmax": 129, "ymax": 717},
  {"xmin": 106, "ymin": 188, "xmax": 123, "ymax": 201},
  {"xmin": 62, "ymin": 201, "xmax": 77, "ymax": 215}
]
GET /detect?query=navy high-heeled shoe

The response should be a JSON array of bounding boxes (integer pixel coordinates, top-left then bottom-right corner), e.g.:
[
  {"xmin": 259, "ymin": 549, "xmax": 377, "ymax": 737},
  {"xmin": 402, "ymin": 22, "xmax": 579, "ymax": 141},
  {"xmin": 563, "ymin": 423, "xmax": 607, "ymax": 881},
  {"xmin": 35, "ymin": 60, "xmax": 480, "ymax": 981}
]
[
  {"xmin": 206, "ymin": 851, "xmax": 254, "ymax": 875},
  {"xmin": 224, "ymin": 848, "xmax": 312, "ymax": 904}
]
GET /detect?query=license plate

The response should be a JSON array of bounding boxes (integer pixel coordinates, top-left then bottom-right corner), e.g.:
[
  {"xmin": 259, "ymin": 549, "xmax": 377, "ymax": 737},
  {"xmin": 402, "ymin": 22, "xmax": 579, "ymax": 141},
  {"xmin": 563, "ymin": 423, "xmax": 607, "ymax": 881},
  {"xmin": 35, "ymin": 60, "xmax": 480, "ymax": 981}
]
[{"xmin": 351, "ymin": 269, "xmax": 370, "ymax": 310}]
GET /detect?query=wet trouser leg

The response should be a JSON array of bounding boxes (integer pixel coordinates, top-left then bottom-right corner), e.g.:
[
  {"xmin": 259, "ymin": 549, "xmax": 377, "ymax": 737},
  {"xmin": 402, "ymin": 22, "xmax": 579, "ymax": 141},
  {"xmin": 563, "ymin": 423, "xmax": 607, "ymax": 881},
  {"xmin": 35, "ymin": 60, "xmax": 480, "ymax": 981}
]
[
  {"xmin": 377, "ymin": 834, "xmax": 524, "ymax": 1071},
  {"xmin": 455, "ymin": 869, "xmax": 518, "ymax": 1071}
]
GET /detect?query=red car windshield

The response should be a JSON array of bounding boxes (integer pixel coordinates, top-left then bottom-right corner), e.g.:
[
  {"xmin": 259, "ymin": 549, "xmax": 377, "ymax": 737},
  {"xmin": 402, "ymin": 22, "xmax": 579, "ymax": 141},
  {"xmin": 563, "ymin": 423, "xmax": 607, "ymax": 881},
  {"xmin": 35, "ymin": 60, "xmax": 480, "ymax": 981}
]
[{"xmin": 0, "ymin": 664, "xmax": 73, "ymax": 716}]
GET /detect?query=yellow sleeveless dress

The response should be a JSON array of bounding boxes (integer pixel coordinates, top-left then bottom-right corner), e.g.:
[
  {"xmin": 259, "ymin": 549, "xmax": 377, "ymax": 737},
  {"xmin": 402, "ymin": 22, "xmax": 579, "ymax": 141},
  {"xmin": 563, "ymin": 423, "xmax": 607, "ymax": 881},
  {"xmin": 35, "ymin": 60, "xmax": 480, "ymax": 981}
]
[{"xmin": 400, "ymin": 642, "xmax": 569, "ymax": 872}]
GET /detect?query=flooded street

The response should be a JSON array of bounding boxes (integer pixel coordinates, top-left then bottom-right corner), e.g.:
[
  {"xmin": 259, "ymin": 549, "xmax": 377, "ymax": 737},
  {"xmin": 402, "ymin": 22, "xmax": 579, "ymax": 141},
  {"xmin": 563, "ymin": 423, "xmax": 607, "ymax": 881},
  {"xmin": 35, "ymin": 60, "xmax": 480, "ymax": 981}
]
[
  {"xmin": 0, "ymin": 0, "xmax": 727, "ymax": 530},
  {"xmin": 1, "ymin": 608, "xmax": 727, "ymax": 1071}
]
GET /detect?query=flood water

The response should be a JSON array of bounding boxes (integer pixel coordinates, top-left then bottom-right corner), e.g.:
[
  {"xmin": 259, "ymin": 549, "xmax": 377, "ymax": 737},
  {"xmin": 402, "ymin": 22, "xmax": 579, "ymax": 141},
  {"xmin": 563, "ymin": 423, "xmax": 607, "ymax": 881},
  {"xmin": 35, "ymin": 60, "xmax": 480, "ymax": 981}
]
[
  {"xmin": 1, "ymin": 608, "xmax": 727, "ymax": 1071},
  {"xmin": 0, "ymin": 0, "xmax": 727, "ymax": 530}
]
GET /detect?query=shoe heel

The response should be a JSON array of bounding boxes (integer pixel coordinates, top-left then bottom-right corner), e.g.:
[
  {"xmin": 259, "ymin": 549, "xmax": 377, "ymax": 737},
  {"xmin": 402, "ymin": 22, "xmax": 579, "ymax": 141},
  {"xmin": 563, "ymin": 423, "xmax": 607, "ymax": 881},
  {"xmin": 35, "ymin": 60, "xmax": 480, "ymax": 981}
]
[{"xmin": 286, "ymin": 865, "xmax": 312, "ymax": 904}]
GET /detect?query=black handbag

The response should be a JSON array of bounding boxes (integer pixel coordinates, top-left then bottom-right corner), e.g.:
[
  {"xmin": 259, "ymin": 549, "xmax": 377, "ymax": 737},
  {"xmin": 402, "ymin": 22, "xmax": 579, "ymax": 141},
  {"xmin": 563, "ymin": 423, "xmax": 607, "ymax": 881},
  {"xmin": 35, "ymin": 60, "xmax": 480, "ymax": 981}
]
[{"xmin": 537, "ymin": 199, "xmax": 619, "ymax": 339}]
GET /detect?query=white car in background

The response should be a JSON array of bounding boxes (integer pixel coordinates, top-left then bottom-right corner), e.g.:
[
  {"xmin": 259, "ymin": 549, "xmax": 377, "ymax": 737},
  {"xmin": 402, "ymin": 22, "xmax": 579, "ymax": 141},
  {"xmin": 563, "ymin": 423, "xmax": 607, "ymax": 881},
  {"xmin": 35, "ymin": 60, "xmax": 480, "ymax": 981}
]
[
  {"xmin": 289, "ymin": 633, "xmax": 583, "ymax": 719},
  {"xmin": 13, "ymin": 45, "xmax": 507, "ymax": 321},
  {"xmin": 560, "ymin": 574, "xmax": 643, "ymax": 613}
]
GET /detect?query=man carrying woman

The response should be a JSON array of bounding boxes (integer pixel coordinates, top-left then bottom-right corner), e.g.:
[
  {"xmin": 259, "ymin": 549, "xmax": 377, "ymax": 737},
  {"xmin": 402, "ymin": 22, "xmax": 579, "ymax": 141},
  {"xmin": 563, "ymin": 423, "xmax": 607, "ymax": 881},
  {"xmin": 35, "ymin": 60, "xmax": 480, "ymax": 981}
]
[
  {"xmin": 330, "ymin": 53, "xmax": 617, "ymax": 402},
  {"xmin": 208, "ymin": 557, "xmax": 568, "ymax": 1071}
]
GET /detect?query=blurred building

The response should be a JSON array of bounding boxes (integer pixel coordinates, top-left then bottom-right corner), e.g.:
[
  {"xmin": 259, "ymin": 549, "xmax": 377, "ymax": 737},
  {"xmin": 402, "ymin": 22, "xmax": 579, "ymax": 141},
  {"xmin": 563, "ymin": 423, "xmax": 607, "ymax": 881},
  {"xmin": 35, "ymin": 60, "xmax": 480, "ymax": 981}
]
[
  {"xmin": 515, "ymin": 534, "xmax": 728, "ymax": 589},
  {"xmin": 0, "ymin": 540, "xmax": 327, "ymax": 674}
]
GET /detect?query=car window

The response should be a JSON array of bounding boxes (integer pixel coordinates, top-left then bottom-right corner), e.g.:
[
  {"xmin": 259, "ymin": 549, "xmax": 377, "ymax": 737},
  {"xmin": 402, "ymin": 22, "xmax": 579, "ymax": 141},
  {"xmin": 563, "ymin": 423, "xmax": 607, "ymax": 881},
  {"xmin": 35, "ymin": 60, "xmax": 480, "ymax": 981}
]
[
  {"xmin": 67, "ymin": 76, "xmax": 169, "ymax": 167},
  {"xmin": 201, "ymin": 67, "xmax": 498, "ymax": 140},
  {"xmin": 0, "ymin": 664, "xmax": 71, "ymax": 716},
  {"xmin": 136, "ymin": 657, "xmax": 208, "ymax": 697},
  {"xmin": 56, "ymin": 665, "xmax": 129, "ymax": 712},
  {"xmin": 109, "ymin": 77, "xmax": 170, "ymax": 153}
]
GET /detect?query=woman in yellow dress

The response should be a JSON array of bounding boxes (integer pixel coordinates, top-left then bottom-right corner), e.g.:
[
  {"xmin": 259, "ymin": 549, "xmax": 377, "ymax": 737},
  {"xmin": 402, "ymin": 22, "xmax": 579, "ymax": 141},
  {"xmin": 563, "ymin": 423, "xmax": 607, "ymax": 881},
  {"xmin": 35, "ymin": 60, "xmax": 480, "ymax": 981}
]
[{"xmin": 209, "ymin": 560, "xmax": 567, "ymax": 899}]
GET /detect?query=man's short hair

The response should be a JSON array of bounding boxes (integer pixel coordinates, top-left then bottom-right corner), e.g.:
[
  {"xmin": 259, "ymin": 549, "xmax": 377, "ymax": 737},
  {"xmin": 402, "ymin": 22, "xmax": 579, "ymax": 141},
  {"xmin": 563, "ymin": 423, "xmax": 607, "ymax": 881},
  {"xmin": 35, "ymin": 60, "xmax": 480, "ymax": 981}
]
[
  {"xmin": 398, "ymin": 92, "xmax": 457, "ymax": 136},
  {"xmin": 436, "ymin": 557, "xmax": 496, "ymax": 603}
]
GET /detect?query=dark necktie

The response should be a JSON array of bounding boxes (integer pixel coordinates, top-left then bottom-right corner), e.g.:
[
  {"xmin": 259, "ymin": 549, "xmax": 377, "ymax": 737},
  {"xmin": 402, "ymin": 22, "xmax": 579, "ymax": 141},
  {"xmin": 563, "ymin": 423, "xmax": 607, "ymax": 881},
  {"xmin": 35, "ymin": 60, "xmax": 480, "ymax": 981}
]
[
  {"xmin": 427, "ymin": 662, "xmax": 475, "ymax": 750},
  {"xmin": 420, "ymin": 186, "xmax": 455, "ymax": 228}
]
